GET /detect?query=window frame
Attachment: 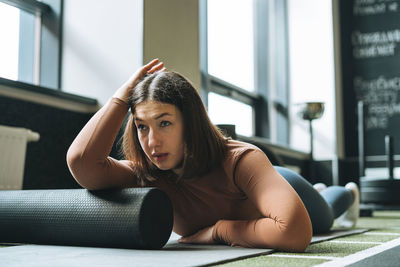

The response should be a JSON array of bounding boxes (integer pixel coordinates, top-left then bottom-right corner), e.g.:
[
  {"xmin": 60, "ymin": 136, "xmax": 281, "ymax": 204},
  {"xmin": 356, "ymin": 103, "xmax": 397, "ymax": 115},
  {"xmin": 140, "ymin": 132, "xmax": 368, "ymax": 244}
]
[
  {"xmin": 0, "ymin": 0, "xmax": 63, "ymax": 90},
  {"xmin": 200, "ymin": 0, "xmax": 290, "ymax": 143},
  {"xmin": 0, "ymin": 0, "xmax": 50, "ymax": 14}
]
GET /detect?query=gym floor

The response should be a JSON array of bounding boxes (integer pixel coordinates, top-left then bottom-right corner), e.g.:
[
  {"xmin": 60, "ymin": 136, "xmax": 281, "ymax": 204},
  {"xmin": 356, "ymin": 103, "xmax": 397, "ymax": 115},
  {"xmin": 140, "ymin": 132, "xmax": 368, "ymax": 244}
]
[
  {"xmin": 216, "ymin": 210, "xmax": 400, "ymax": 267},
  {"xmin": 1, "ymin": 211, "xmax": 399, "ymax": 266}
]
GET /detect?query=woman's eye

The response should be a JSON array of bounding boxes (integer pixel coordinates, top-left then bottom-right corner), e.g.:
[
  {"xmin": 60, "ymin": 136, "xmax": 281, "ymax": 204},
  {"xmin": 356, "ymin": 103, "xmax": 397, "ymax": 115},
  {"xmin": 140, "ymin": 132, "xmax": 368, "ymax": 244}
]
[
  {"xmin": 160, "ymin": 121, "xmax": 171, "ymax": 127},
  {"xmin": 137, "ymin": 124, "xmax": 148, "ymax": 131}
]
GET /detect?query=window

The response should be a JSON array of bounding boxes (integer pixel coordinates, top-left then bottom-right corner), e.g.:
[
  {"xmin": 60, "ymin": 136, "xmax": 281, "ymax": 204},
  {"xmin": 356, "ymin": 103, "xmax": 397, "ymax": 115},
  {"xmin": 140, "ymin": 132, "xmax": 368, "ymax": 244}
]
[
  {"xmin": 208, "ymin": 92, "xmax": 254, "ymax": 136},
  {"xmin": 0, "ymin": 2, "xmax": 20, "ymax": 81},
  {"xmin": 202, "ymin": 0, "xmax": 334, "ymax": 157},
  {"xmin": 288, "ymin": 0, "xmax": 335, "ymax": 159},
  {"xmin": 202, "ymin": 0, "xmax": 259, "ymax": 137},
  {"xmin": 201, "ymin": 0, "xmax": 288, "ymax": 141},
  {"xmin": 0, "ymin": 0, "xmax": 62, "ymax": 89},
  {"xmin": 207, "ymin": 0, "xmax": 254, "ymax": 92}
]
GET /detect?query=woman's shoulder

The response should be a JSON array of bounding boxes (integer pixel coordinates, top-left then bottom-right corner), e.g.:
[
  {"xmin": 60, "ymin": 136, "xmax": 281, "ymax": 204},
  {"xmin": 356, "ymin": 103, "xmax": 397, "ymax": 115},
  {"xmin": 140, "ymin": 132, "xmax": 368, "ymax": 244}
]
[
  {"xmin": 225, "ymin": 139, "xmax": 262, "ymax": 155},
  {"xmin": 223, "ymin": 140, "xmax": 264, "ymax": 173}
]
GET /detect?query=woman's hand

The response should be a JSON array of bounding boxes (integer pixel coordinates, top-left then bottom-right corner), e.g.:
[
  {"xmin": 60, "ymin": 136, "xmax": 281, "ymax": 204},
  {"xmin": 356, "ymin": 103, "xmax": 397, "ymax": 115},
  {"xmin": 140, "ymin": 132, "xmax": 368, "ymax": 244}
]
[
  {"xmin": 178, "ymin": 225, "xmax": 216, "ymax": 245},
  {"xmin": 113, "ymin": 58, "xmax": 165, "ymax": 104}
]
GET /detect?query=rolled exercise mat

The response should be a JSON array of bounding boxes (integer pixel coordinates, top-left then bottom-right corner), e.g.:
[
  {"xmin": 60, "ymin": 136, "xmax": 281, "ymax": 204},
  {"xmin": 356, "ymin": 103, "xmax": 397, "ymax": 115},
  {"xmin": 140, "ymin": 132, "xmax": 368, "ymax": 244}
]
[{"xmin": 0, "ymin": 187, "xmax": 173, "ymax": 249}]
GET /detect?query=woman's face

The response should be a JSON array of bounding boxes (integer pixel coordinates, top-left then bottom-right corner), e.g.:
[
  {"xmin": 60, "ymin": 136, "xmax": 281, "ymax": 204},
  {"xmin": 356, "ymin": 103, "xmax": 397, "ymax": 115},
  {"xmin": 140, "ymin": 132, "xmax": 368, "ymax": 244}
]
[{"xmin": 134, "ymin": 101, "xmax": 185, "ymax": 174}]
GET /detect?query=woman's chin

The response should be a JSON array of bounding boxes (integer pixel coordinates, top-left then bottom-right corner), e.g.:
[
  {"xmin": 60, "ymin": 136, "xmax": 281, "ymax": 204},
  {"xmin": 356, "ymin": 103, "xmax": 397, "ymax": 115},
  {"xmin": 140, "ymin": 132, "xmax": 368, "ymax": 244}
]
[
  {"xmin": 154, "ymin": 163, "xmax": 172, "ymax": 171},
  {"xmin": 155, "ymin": 164, "xmax": 182, "ymax": 175},
  {"xmin": 152, "ymin": 159, "xmax": 183, "ymax": 173},
  {"xmin": 158, "ymin": 167, "xmax": 170, "ymax": 171}
]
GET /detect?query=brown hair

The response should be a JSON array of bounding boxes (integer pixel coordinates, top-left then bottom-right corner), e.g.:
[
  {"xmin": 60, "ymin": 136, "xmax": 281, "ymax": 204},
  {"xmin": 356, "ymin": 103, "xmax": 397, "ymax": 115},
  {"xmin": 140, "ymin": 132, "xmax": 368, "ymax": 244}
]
[{"xmin": 122, "ymin": 71, "xmax": 228, "ymax": 186}]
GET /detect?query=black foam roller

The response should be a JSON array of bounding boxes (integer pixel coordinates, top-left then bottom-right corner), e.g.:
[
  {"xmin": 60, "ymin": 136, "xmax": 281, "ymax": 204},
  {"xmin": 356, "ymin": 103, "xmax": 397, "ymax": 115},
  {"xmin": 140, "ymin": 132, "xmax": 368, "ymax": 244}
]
[{"xmin": 0, "ymin": 188, "xmax": 173, "ymax": 249}]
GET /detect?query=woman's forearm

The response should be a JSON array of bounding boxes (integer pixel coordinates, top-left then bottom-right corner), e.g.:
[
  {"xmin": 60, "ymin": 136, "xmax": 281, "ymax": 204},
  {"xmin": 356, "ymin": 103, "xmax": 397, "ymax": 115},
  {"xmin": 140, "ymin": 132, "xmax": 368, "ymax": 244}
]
[
  {"xmin": 66, "ymin": 97, "xmax": 131, "ymax": 189},
  {"xmin": 222, "ymin": 149, "xmax": 312, "ymax": 251},
  {"xmin": 212, "ymin": 210, "xmax": 312, "ymax": 252}
]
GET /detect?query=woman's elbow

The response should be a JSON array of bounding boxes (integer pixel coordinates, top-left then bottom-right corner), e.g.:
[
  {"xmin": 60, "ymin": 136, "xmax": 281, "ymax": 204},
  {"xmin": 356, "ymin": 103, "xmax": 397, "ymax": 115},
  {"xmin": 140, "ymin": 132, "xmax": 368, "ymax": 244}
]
[
  {"xmin": 283, "ymin": 214, "xmax": 312, "ymax": 252},
  {"xmin": 66, "ymin": 149, "xmax": 114, "ymax": 190},
  {"xmin": 289, "ymin": 231, "xmax": 312, "ymax": 252},
  {"xmin": 274, "ymin": 225, "xmax": 311, "ymax": 252},
  {"xmin": 66, "ymin": 146, "xmax": 83, "ymax": 177},
  {"xmin": 66, "ymin": 148, "xmax": 92, "ymax": 189},
  {"xmin": 66, "ymin": 146, "xmax": 77, "ymax": 168}
]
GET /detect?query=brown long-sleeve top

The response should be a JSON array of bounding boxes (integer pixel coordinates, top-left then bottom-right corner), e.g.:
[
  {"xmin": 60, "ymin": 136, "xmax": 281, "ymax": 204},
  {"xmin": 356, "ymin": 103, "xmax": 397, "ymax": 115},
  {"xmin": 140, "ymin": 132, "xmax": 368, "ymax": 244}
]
[{"xmin": 67, "ymin": 98, "xmax": 312, "ymax": 252}]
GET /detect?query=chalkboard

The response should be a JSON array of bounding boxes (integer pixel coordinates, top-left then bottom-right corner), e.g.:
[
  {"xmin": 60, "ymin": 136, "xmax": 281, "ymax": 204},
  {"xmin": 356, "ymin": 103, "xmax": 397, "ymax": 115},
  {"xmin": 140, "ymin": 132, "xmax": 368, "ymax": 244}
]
[{"xmin": 339, "ymin": 0, "xmax": 400, "ymax": 157}]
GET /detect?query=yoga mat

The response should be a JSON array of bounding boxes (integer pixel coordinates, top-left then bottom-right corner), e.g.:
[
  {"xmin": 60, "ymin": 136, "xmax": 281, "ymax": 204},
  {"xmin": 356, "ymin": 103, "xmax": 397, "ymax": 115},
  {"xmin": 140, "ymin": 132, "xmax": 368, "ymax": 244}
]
[
  {"xmin": 0, "ymin": 229, "xmax": 367, "ymax": 267},
  {"xmin": 0, "ymin": 188, "xmax": 173, "ymax": 249},
  {"xmin": 311, "ymin": 228, "xmax": 368, "ymax": 243}
]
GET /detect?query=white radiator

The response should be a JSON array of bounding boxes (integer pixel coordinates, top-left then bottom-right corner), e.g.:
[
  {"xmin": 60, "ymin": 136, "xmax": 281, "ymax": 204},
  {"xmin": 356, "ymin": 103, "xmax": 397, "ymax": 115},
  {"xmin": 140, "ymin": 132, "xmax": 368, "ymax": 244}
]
[{"xmin": 0, "ymin": 125, "xmax": 40, "ymax": 190}]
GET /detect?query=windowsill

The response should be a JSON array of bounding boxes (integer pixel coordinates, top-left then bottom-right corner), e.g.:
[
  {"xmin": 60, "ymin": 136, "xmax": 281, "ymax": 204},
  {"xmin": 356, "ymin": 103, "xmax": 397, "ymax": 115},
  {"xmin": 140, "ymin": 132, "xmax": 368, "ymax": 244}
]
[
  {"xmin": 0, "ymin": 77, "xmax": 97, "ymax": 105},
  {"xmin": 0, "ymin": 77, "xmax": 99, "ymax": 113}
]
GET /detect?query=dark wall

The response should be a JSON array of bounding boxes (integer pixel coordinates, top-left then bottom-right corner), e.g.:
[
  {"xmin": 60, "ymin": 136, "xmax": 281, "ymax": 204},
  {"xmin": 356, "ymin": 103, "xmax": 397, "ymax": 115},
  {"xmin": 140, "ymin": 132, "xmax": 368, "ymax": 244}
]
[
  {"xmin": 339, "ymin": 0, "xmax": 400, "ymax": 157},
  {"xmin": 337, "ymin": 0, "xmax": 400, "ymax": 184},
  {"xmin": 1, "ymin": 95, "xmax": 95, "ymax": 189}
]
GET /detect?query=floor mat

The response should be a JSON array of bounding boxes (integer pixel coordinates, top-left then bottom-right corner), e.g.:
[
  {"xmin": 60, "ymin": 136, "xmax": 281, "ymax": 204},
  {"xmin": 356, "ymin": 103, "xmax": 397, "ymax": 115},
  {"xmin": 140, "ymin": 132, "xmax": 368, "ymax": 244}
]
[
  {"xmin": 0, "ymin": 229, "xmax": 367, "ymax": 267},
  {"xmin": 311, "ymin": 229, "xmax": 367, "ymax": 243}
]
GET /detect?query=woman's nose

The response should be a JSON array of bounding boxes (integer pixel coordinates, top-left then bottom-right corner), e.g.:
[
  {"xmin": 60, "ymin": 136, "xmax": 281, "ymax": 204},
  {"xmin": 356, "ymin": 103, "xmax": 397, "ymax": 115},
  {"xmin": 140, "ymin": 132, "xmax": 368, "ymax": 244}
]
[{"xmin": 148, "ymin": 129, "xmax": 161, "ymax": 147}]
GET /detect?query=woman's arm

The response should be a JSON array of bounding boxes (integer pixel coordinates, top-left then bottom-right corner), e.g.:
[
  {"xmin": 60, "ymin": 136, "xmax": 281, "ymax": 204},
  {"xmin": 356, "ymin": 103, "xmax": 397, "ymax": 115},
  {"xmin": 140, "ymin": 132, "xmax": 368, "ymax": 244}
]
[
  {"xmin": 213, "ymin": 150, "xmax": 312, "ymax": 252},
  {"xmin": 66, "ymin": 59, "xmax": 165, "ymax": 190},
  {"xmin": 66, "ymin": 98, "xmax": 135, "ymax": 190}
]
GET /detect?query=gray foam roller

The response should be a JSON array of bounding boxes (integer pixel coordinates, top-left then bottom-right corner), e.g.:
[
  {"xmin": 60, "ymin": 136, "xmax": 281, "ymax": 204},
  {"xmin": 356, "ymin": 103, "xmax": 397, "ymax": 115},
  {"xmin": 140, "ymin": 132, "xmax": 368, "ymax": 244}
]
[{"xmin": 0, "ymin": 188, "xmax": 173, "ymax": 249}]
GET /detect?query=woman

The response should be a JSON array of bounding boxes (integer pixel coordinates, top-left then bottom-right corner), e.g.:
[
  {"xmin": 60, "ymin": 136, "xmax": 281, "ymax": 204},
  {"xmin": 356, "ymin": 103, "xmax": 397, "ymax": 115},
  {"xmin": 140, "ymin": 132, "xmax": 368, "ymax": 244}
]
[{"xmin": 67, "ymin": 59, "xmax": 358, "ymax": 252}]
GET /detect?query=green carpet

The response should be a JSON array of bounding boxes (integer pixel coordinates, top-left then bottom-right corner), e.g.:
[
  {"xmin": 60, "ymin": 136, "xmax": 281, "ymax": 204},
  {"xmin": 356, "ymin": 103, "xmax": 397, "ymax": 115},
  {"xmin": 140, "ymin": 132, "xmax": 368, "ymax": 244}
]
[{"xmin": 216, "ymin": 211, "xmax": 400, "ymax": 267}]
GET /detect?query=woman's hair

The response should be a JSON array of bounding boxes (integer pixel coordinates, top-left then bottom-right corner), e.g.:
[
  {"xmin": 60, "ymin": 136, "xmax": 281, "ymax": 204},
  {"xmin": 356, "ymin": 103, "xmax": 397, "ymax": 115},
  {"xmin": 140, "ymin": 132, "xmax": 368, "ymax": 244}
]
[{"xmin": 122, "ymin": 71, "xmax": 228, "ymax": 186}]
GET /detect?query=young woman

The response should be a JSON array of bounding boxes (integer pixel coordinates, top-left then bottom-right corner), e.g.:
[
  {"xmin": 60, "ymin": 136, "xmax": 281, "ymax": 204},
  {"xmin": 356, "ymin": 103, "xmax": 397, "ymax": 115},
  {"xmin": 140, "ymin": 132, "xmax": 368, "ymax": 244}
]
[{"xmin": 67, "ymin": 59, "xmax": 359, "ymax": 252}]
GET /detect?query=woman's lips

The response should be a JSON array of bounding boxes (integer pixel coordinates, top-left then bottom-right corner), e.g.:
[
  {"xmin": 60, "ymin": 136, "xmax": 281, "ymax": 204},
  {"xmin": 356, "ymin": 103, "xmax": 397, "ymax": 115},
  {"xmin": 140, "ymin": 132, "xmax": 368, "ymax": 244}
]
[{"xmin": 152, "ymin": 153, "xmax": 168, "ymax": 162}]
